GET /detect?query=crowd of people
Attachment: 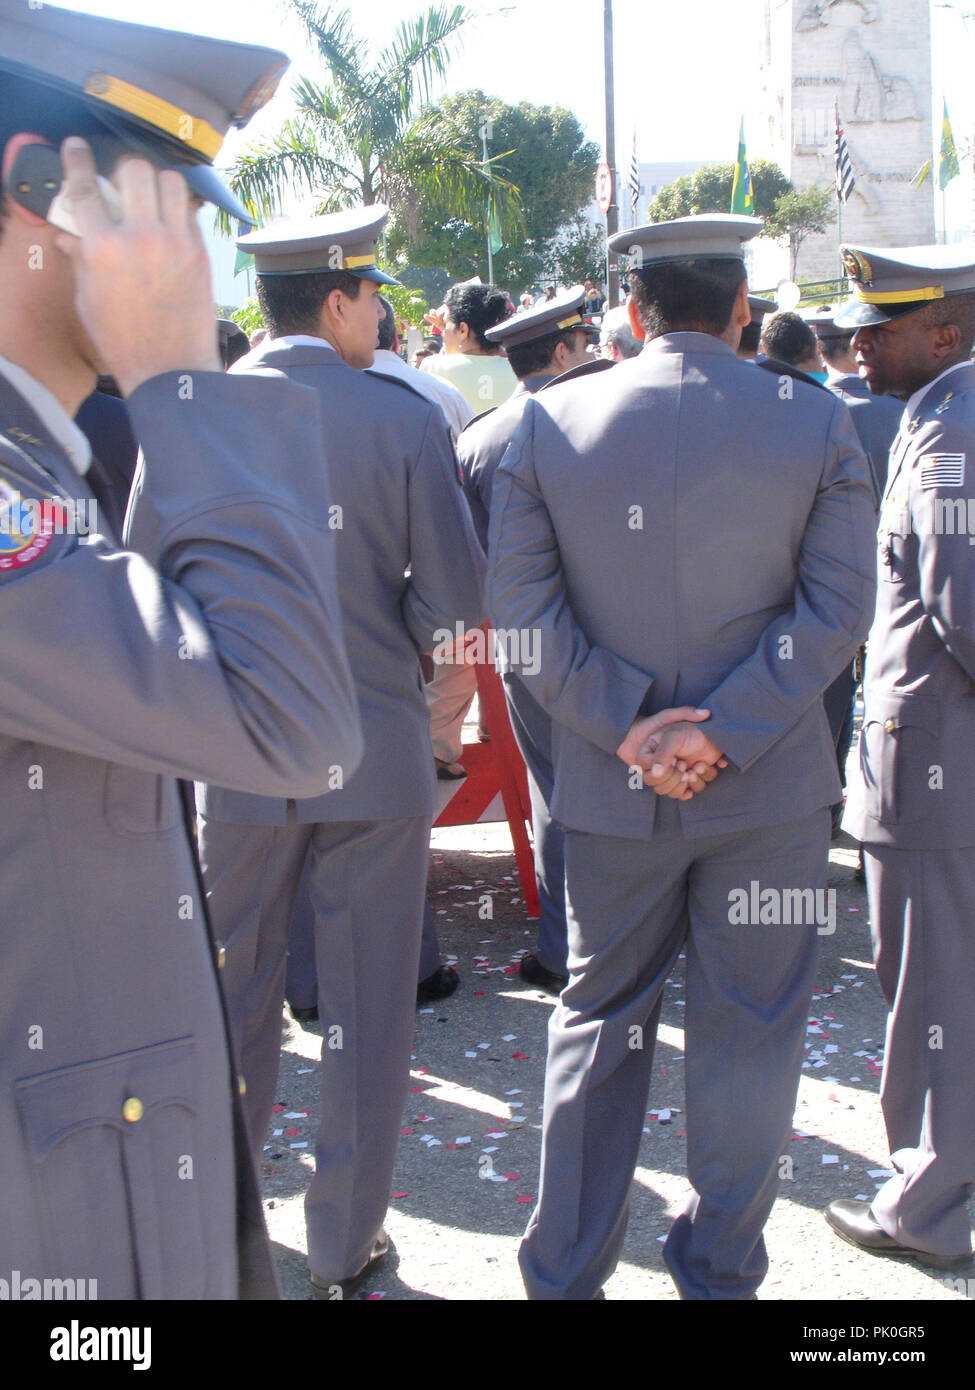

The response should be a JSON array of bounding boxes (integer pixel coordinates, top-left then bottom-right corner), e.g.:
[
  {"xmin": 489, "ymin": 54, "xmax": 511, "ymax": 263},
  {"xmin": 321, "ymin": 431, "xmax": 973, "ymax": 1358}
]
[{"xmin": 3, "ymin": 1, "xmax": 975, "ymax": 1309}]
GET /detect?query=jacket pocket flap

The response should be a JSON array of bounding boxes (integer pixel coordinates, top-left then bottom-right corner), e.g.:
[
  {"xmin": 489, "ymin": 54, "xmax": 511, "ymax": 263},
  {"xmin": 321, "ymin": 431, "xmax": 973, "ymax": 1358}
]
[
  {"xmin": 16, "ymin": 1037, "xmax": 195, "ymax": 1159},
  {"xmin": 864, "ymin": 692, "xmax": 940, "ymax": 737}
]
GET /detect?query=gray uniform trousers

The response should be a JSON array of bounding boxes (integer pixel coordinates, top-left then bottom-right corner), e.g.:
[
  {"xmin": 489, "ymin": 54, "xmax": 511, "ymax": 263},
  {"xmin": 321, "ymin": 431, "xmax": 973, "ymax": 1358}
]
[
  {"xmin": 286, "ymin": 865, "xmax": 443, "ymax": 1007},
  {"xmin": 503, "ymin": 674, "xmax": 568, "ymax": 975},
  {"xmin": 864, "ymin": 845, "xmax": 975, "ymax": 1259},
  {"xmin": 198, "ymin": 813, "xmax": 431, "ymax": 1281},
  {"xmin": 519, "ymin": 799, "xmax": 830, "ymax": 1300}
]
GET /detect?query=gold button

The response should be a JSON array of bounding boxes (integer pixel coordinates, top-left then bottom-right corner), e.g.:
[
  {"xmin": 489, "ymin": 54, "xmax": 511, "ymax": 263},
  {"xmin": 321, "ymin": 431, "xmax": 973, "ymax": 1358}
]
[
  {"xmin": 216, "ymin": 942, "xmax": 226, "ymax": 969},
  {"xmin": 238, "ymin": 1074, "xmax": 247, "ymax": 1097},
  {"xmin": 122, "ymin": 1097, "xmax": 144, "ymax": 1124},
  {"xmin": 884, "ymin": 718, "xmax": 896, "ymax": 732}
]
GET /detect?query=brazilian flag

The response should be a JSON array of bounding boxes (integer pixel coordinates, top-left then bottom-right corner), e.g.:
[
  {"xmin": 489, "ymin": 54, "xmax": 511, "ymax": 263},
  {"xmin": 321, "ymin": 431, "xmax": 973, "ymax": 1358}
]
[
  {"xmin": 233, "ymin": 220, "xmax": 255, "ymax": 278},
  {"xmin": 731, "ymin": 118, "xmax": 753, "ymax": 215},
  {"xmin": 940, "ymin": 100, "xmax": 960, "ymax": 191}
]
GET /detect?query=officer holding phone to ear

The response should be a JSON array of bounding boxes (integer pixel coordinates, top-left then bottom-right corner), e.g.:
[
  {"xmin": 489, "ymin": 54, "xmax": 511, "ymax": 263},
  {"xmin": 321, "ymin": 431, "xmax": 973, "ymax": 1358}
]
[{"xmin": 0, "ymin": 2, "xmax": 361, "ymax": 1299}]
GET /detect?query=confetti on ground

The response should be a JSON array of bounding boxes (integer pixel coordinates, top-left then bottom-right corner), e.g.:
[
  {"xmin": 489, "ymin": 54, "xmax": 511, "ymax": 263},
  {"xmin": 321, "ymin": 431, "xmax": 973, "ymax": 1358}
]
[
  {"xmin": 821, "ymin": 1155, "xmax": 839, "ymax": 1164},
  {"xmin": 297, "ymin": 1068, "xmax": 314, "ymax": 1075},
  {"xmin": 289, "ymin": 1142, "xmax": 308, "ymax": 1150},
  {"xmin": 516, "ymin": 1195, "xmax": 534, "ymax": 1204},
  {"xmin": 511, "ymin": 1052, "xmax": 530, "ymax": 1060},
  {"xmin": 390, "ymin": 1191, "xmax": 408, "ymax": 1199}
]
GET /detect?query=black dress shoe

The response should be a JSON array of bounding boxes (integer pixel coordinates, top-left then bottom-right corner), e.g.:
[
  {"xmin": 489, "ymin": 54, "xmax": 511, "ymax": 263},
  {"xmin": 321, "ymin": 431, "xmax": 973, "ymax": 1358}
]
[
  {"xmin": 416, "ymin": 964, "xmax": 459, "ymax": 1004},
  {"xmin": 289, "ymin": 1004, "xmax": 319, "ymax": 1024},
  {"xmin": 518, "ymin": 953, "xmax": 568, "ymax": 995},
  {"xmin": 310, "ymin": 1229, "xmax": 390, "ymax": 1299},
  {"xmin": 825, "ymin": 1199, "xmax": 972, "ymax": 1269}
]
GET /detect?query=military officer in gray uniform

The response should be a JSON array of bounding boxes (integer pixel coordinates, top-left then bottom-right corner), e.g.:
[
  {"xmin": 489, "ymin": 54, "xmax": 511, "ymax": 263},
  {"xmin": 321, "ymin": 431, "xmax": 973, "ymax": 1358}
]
[
  {"xmin": 0, "ymin": 3, "xmax": 362, "ymax": 1299},
  {"xmin": 458, "ymin": 288, "xmax": 601, "ymax": 992},
  {"xmin": 196, "ymin": 211, "xmax": 486, "ymax": 1295},
  {"xmin": 827, "ymin": 244, "xmax": 975, "ymax": 1268},
  {"xmin": 487, "ymin": 215, "xmax": 877, "ymax": 1300},
  {"xmin": 811, "ymin": 308, "xmax": 902, "ymax": 503}
]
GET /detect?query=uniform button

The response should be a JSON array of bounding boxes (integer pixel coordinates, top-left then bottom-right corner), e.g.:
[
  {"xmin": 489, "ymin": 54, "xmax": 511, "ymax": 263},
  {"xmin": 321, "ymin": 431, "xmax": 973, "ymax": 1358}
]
[
  {"xmin": 122, "ymin": 1097, "xmax": 144, "ymax": 1124},
  {"xmin": 238, "ymin": 1074, "xmax": 247, "ymax": 1097},
  {"xmin": 884, "ymin": 718, "xmax": 896, "ymax": 732},
  {"xmin": 216, "ymin": 942, "xmax": 227, "ymax": 969}
]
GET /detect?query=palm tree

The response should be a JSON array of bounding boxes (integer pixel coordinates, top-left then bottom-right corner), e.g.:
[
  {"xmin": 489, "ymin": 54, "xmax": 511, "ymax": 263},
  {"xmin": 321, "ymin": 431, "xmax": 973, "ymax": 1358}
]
[{"xmin": 223, "ymin": 1, "xmax": 521, "ymax": 248}]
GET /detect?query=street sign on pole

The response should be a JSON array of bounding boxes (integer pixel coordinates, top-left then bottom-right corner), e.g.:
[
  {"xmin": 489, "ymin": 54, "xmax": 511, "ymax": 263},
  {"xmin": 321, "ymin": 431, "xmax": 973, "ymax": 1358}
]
[{"xmin": 595, "ymin": 161, "xmax": 613, "ymax": 214}]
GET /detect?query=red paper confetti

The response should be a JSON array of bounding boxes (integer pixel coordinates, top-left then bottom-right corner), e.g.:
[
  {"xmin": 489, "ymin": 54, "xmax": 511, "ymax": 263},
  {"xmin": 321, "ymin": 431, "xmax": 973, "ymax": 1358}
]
[
  {"xmin": 400, "ymin": 1128, "xmax": 415, "ymax": 1136},
  {"xmin": 272, "ymin": 1104, "xmax": 285, "ymax": 1113},
  {"xmin": 285, "ymin": 1128, "xmax": 299, "ymax": 1136},
  {"xmin": 390, "ymin": 1191, "xmax": 409, "ymax": 1199},
  {"xmin": 511, "ymin": 1052, "xmax": 530, "ymax": 1060},
  {"xmin": 503, "ymin": 1172, "xmax": 520, "ymax": 1181},
  {"xmin": 474, "ymin": 991, "xmax": 486, "ymax": 996},
  {"xmin": 516, "ymin": 1194, "xmax": 534, "ymax": 1204},
  {"xmin": 409, "ymin": 1086, "xmax": 425, "ymax": 1092}
]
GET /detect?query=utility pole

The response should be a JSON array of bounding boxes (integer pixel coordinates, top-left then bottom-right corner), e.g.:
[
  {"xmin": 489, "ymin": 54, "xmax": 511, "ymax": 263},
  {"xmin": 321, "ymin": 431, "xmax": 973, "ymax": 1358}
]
[{"xmin": 603, "ymin": 0, "xmax": 619, "ymax": 308}]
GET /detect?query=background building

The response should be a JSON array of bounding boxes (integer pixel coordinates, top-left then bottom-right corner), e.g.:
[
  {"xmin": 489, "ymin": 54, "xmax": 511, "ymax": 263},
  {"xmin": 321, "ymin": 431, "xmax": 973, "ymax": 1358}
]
[{"xmin": 759, "ymin": 0, "xmax": 935, "ymax": 280}]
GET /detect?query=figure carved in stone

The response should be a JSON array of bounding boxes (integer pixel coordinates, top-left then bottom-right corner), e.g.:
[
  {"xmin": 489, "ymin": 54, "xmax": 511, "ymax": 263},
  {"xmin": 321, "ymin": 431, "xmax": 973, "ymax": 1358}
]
[
  {"xmin": 842, "ymin": 31, "xmax": 919, "ymax": 122},
  {"xmin": 796, "ymin": 0, "xmax": 880, "ymax": 31}
]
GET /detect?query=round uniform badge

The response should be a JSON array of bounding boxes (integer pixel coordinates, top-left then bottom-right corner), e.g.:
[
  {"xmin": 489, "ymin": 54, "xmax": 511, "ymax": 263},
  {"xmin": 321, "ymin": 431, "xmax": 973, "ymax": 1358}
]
[{"xmin": 0, "ymin": 476, "xmax": 70, "ymax": 576}]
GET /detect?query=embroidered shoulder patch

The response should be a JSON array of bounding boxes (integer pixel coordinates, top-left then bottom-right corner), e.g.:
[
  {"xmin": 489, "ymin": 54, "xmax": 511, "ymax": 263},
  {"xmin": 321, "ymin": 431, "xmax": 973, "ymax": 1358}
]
[
  {"xmin": 0, "ymin": 472, "xmax": 76, "ymax": 580},
  {"xmin": 919, "ymin": 453, "xmax": 966, "ymax": 490}
]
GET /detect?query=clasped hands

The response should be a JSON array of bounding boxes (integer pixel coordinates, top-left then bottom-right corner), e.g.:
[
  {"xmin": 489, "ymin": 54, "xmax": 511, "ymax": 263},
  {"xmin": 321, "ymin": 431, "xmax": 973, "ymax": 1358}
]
[{"xmin": 616, "ymin": 707, "xmax": 728, "ymax": 802}]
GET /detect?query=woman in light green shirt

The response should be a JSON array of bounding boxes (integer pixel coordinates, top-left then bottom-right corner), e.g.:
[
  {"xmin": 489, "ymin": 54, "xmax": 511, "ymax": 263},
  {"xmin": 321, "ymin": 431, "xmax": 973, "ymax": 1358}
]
[{"xmin": 420, "ymin": 282, "xmax": 518, "ymax": 416}]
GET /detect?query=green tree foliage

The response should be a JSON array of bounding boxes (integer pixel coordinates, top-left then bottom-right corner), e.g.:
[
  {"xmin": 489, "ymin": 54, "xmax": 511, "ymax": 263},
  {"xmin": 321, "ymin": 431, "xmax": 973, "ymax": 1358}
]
[
  {"xmin": 382, "ymin": 282, "xmax": 430, "ymax": 327},
  {"xmin": 223, "ymin": 2, "xmax": 520, "ymax": 243},
  {"xmin": 648, "ymin": 160, "xmax": 792, "ymax": 223},
  {"xmin": 542, "ymin": 217, "xmax": 606, "ymax": 289},
  {"xmin": 226, "ymin": 298, "xmax": 264, "ymax": 336},
  {"xmin": 386, "ymin": 91, "xmax": 600, "ymax": 289},
  {"xmin": 764, "ymin": 186, "xmax": 837, "ymax": 278}
]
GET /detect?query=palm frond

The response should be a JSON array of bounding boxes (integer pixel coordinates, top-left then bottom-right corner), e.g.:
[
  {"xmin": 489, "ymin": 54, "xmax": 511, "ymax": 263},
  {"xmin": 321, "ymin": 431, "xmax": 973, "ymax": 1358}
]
[
  {"xmin": 378, "ymin": 4, "xmax": 473, "ymax": 119},
  {"xmin": 219, "ymin": 119, "xmax": 361, "ymax": 231},
  {"xmin": 385, "ymin": 119, "xmax": 522, "ymax": 241},
  {"xmin": 286, "ymin": 0, "xmax": 371, "ymax": 106}
]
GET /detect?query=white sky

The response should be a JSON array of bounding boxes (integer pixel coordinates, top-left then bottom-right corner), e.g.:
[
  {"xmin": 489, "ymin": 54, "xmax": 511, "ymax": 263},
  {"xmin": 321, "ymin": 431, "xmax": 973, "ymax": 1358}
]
[{"xmin": 40, "ymin": 0, "xmax": 975, "ymax": 229}]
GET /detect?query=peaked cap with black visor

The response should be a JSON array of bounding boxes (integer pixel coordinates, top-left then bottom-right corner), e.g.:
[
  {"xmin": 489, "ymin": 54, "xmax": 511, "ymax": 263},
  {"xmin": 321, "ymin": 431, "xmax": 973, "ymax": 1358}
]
[{"xmin": 0, "ymin": 0, "xmax": 289, "ymax": 224}]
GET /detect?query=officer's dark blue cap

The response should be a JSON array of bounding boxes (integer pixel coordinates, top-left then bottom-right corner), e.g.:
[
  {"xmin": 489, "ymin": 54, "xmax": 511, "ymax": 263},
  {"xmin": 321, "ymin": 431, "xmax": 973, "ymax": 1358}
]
[
  {"xmin": 0, "ymin": 0, "xmax": 288, "ymax": 224},
  {"xmin": 238, "ymin": 207, "xmax": 400, "ymax": 286},
  {"xmin": 836, "ymin": 243, "xmax": 975, "ymax": 327}
]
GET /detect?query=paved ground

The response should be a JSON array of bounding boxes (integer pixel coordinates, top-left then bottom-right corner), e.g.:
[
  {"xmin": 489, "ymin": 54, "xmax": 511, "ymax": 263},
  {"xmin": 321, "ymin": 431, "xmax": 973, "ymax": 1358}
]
[{"xmin": 261, "ymin": 817, "xmax": 974, "ymax": 1305}]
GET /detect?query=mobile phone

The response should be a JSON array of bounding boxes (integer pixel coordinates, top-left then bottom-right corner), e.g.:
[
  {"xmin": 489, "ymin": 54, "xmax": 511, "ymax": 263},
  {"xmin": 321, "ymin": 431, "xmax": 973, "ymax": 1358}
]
[{"xmin": 6, "ymin": 143, "xmax": 122, "ymax": 235}]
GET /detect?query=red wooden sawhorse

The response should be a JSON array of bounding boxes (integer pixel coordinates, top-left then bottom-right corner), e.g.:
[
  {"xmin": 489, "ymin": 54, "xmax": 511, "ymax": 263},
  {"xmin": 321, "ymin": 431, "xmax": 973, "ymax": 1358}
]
[{"xmin": 432, "ymin": 625, "xmax": 540, "ymax": 918}]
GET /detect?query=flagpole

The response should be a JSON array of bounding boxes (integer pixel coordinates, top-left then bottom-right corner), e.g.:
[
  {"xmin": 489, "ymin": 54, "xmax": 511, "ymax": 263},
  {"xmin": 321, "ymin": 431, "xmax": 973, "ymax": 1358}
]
[
  {"xmin": 482, "ymin": 125, "xmax": 494, "ymax": 284},
  {"xmin": 603, "ymin": 0, "xmax": 619, "ymax": 309}
]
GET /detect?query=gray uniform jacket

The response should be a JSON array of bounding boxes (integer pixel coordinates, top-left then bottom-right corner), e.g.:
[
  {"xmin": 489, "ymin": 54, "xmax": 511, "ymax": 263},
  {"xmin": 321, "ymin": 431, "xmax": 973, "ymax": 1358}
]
[
  {"xmin": 845, "ymin": 363, "xmax": 975, "ymax": 849},
  {"xmin": 0, "ymin": 368, "xmax": 362, "ymax": 1297},
  {"xmin": 459, "ymin": 375, "xmax": 558, "ymax": 549},
  {"xmin": 197, "ymin": 339, "xmax": 486, "ymax": 826},
  {"xmin": 827, "ymin": 372, "xmax": 903, "ymax": 504},
  {"xmin": 487, "ymin": 332, "xmax": 878, "ymax": 842}
]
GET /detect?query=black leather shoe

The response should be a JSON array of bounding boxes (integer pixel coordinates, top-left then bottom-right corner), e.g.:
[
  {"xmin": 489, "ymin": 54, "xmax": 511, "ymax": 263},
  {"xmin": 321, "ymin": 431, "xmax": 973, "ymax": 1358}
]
[
  {"xmin": 518, "ymin": 953, "xmax": 568, "ymax": 995},
  {"xmin": 310, "ymin": 1229, "xmax": 390, "ymax": 1299},
  {"xmin": 289, "ymin": 1004, "xmax": 319, "ymax": 1024},
  {"xmin": 825, "ymin": 1199, "xmax": 972, "ymax": 1268},
  {"xmin": 417, "ymin": 964, "xmax": 459, "ymax": 1004}
]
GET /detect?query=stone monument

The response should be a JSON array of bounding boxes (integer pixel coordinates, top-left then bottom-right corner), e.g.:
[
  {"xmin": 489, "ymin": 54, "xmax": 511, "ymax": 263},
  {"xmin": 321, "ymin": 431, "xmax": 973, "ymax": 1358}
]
[{"xmin": 759, "ymin": 0, "xmax": 935, "ymax": 281}]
